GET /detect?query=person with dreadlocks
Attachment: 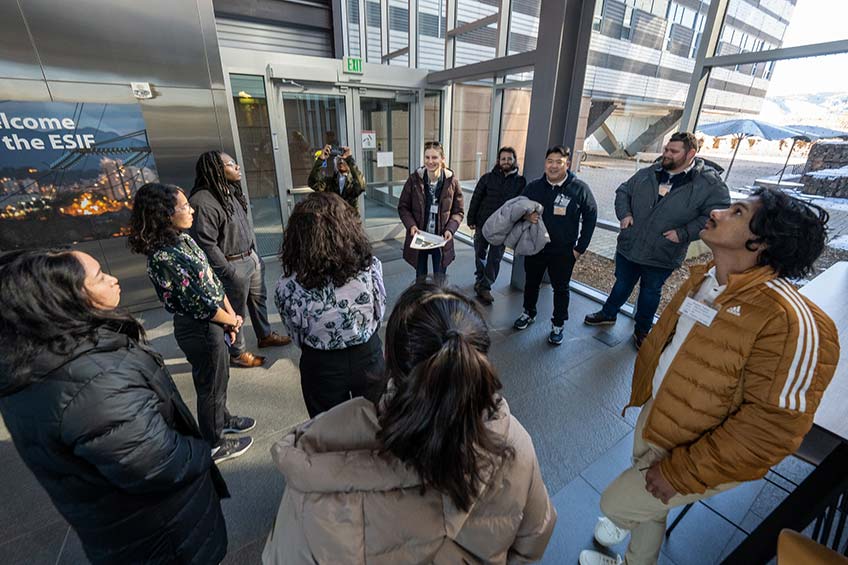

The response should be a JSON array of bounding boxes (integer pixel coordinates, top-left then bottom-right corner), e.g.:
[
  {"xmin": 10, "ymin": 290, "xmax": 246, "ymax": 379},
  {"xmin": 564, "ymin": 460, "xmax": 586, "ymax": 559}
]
[{"xmin": 190, "ymin": 151, "xmax": 291, "ymax": 369}]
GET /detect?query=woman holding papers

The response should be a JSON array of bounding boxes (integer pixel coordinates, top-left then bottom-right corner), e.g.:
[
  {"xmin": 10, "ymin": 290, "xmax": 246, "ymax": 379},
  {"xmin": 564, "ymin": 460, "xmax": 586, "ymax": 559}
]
[{"xmin": 398, "ymin": 140, "xmax": 464, "ymax": 282}]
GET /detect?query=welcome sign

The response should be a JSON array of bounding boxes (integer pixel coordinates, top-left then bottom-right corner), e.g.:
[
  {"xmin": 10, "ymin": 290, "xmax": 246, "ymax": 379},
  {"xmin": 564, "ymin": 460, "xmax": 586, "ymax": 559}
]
[{"xmin": 0, "ymin": 101, "xmax": 159, "ymax": 249}]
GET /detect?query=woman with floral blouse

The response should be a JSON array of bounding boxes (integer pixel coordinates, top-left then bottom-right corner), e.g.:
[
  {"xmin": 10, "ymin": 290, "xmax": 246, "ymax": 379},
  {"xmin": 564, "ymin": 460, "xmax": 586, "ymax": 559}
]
[
  {"xmin": 129, "ymin": 183, "xmax": 255, "ymax": 464},
  {"xmin": 276, "ymin": 192, "xmax": 387, "ymax": 417}
]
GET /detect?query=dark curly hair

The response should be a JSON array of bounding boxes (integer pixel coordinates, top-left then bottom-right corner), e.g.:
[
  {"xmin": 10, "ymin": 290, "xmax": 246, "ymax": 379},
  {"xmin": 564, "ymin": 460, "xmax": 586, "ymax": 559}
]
[
  {"xmin": 0, "ymin": 249, "xmax": 143, "ymax": 390},
  {"xmin": 377, "ymin": 283, "xmax": 514, "ymax": 512},
  {"xmin": 280, "ymin": 192, "xmax": 372, "ymax": 290},
  {"xmin": 747, "ymin": 187, "xmax": 830, "ymax": 279},
  {"xmin": 127, "ymin": 183, "xmax": 183, "ymax": 255}
]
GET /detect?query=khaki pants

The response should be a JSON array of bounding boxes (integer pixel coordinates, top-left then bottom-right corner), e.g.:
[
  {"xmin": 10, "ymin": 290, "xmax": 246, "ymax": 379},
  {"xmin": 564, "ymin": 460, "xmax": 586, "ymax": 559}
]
[{"xmin": 599, "ymin": 399, "xmax": 738, "ymax": 565}]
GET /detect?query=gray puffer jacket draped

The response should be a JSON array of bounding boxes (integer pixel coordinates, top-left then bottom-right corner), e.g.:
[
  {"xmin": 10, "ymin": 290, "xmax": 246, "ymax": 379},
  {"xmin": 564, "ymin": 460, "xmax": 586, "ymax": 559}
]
[{"xmin": 482, "ymin": 196, "xmax": 550, "ymax": 256}]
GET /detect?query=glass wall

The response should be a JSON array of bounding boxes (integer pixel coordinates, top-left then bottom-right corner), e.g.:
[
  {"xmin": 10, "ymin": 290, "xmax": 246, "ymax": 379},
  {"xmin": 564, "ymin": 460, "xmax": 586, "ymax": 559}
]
[
  {"xmin": 347, "ymin": 0, "xmax": 362, "ymax": 57},
  {"xmin": 388, "ymin": 0, "xmax": 409, "ymax": 65},
  {"xmin": 450, "ymin": 83, "xmax": 493, "ymax": 185},
  {"xmin": 365, "ymin": 0, "xmax": 383, "ymax": 63},
  {"xmin": 696, "ymin": 53, "xmax": 848, "ymax": 189},
  {"xmin": 499, "ymin": 87, "xmax": 532, "ymax": 171},
  {"xmin": 419, "ymin": 0, "xmax": 447, "ymax": 70},
  {"xmin": 424, "ymin": 91, "xmax": 443, "ymax": 143},
  {"xmin": 508, "ymin": 0, "xmax": 541, "ymax": 55},
  {"xmin": 454, "ymin": 0, "xmax": 498, "ymax": 66},
  {"xmin": 230, "ymin": 75, "xmax": 283, "ymax": 256}
]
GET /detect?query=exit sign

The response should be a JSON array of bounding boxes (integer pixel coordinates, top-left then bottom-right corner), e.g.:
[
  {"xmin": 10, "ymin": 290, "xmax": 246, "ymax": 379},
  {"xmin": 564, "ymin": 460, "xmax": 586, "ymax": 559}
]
[{"xmin": 344, "ymin": 57, "xmax": 363, "ymax": 74}]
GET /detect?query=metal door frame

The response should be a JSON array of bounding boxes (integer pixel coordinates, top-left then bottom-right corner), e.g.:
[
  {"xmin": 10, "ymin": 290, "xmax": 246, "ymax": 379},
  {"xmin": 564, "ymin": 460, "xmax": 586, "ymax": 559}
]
[{"xmin": 273, "ymin": 82, "xmax": 356, "ymax": 224}]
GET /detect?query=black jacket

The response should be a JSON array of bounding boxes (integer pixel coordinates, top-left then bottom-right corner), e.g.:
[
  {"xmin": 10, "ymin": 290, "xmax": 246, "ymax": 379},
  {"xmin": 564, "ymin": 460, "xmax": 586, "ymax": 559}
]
[
  {"xmin": 467, "ymin": 165, "xmax": 527, "ymax": 229},
  {"xmin": 0, "ymin": 327, "xmax": 229, "ymax": 565},
  {"xmin": 522, "ymin": 172, "xmax": 598, "ymax": 255}
]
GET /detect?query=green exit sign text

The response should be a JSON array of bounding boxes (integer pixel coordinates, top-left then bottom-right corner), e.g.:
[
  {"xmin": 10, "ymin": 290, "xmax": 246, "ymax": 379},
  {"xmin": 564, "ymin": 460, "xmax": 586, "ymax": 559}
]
[{"xmin": 344, "ymin": 57, "xmax": 363, "ymax": 74}]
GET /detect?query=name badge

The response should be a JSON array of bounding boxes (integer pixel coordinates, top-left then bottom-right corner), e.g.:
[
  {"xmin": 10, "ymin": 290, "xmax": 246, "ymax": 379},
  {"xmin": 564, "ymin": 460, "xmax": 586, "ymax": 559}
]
[
  {"xmin": 553, "ymin": 205, "xmax": 567, "ymax": 216},
  {"xmin": 429, "ymin": 204, "xmax": 439, "ymax": 215},
  {"xmin": 678, "ymin": 296, "xmax": 718, "ymax": 327},
  {"xmin": 658, "ymin": 183, "xmax": 671, "ymax": 197}
]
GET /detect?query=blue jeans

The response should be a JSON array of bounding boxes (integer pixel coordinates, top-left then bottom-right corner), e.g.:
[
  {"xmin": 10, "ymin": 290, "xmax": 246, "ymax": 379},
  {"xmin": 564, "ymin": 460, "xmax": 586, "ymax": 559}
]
[
  {"xmin": 601, "ymin": 253, "xmax": 673, "ymax": 334},
  {"xmin": 415, "ymin": 248, "xmax": 445, "ymax": 282}
]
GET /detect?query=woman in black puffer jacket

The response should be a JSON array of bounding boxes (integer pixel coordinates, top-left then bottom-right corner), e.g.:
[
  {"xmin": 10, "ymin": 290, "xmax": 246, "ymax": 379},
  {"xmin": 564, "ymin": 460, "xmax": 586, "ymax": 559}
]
[{"xmin": 0, "ymin": 249, "xmax": 229, "ymax": 565}]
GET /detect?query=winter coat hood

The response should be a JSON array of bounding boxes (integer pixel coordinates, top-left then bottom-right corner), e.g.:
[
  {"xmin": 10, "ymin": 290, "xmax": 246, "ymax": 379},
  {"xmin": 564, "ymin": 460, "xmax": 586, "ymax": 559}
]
[{"xmin": 262, "ymin": 395, "xmax": 556, "ymax": 564}]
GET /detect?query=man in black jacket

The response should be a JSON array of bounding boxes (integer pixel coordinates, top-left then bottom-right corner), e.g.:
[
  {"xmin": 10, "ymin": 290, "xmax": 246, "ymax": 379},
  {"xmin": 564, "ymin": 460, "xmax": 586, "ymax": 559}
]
[
  {"xmin": 514, "ymin": 145, "xmax": 598, "ymax": 345},
  {"xmin": 467, "ymin": 146, "xmax": 527, "ymax": 304}
]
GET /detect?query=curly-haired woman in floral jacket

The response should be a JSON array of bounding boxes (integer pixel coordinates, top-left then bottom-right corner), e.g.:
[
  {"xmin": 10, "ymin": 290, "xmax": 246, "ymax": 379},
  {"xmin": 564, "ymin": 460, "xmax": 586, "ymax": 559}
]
[{"xmin": 276, "ymin": 192, "xmax": 386, "ymax": 417}]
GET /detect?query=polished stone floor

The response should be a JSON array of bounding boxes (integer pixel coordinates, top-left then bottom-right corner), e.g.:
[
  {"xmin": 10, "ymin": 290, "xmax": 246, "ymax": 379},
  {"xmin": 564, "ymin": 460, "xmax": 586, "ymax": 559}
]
[{"xmin": 0, "ymin": 239, "xmax": 813, "ymax": 564}]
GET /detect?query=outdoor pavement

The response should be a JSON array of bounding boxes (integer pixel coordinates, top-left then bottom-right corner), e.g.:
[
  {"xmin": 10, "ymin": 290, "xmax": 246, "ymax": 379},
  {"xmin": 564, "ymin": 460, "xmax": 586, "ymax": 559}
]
[{"xmin": 0, "ymin": 238, "xmax": 815, "ymax": 564}]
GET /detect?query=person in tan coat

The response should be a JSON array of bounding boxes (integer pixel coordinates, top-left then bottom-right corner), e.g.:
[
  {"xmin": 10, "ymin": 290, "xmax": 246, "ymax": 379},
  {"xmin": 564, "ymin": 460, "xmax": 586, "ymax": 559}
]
[
  {"xmin": 580, "ymin": 187, "xmax": 839, "ymax": 565},
  {"xmin": 263, "ymin": 284, "xmax": 556, "ymax": 564}
]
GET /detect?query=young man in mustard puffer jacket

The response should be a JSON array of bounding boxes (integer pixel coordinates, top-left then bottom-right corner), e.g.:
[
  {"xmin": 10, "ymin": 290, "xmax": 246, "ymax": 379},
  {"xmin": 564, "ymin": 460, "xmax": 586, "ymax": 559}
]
[{"xmin": 581, "ymin": 187, "xmax": 839, "ymax": 565}]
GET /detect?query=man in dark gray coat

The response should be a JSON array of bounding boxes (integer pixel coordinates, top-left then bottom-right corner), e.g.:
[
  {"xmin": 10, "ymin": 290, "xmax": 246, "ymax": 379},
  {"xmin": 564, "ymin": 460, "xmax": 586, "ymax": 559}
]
[
  {"xmin": 467, "ymin": 146, "xmax": 527, "ymax": 304},
  {"xmin": 584, "ymin": 132, "xmax": 730, "ymax": 349}
]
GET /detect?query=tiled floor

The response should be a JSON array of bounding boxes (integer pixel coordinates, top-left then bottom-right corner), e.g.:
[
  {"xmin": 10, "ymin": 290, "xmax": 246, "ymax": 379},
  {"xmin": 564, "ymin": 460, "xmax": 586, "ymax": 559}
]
[{"xmin": 0, "ymin": 239, "xmax": 815, "ymax": 564}]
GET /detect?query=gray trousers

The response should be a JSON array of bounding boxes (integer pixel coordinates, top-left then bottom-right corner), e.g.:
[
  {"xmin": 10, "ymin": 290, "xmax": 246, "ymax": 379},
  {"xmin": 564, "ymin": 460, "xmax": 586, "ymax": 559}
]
[
  {"xmin": 221, "ymin": 251, "xmax": 273, "ymax": 356},
  {"xmin": 473, "ymin": 231, "xmax": 506, "ymax": 290}
]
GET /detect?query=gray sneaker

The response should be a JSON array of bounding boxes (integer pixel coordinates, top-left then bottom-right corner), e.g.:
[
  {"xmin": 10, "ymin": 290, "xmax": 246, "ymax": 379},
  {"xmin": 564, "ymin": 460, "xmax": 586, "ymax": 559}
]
[
  {"xmin": 212, "ymin": 436, "xmax": 253, "ymax": 464},
  {"xmin": 514, "ymin": 312, "xmax": 536, "ymax": 331}
]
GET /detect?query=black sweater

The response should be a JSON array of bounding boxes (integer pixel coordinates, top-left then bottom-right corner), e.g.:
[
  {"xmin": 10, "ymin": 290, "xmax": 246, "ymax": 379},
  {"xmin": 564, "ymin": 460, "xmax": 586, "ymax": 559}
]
[{"xmin": 522, "ymin": 171, "xmax": 598, "ymax": 254}]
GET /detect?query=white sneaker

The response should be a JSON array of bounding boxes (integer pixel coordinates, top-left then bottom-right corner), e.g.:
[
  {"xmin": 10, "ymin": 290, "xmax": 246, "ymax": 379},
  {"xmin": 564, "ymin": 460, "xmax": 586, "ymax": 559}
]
[
  {"xmin": 579, "ymin": 549, "xmax": 622, "ymax": 565},
  {"xmin": 594, "ymin": 516, "xmax": 629, "ymax": 547}
]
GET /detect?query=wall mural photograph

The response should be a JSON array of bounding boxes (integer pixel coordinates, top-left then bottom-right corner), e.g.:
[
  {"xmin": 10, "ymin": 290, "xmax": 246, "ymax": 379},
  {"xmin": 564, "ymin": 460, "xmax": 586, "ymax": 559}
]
[{"xmin": 0, "ymin": 101, "xmax": 158, "ymax": 249}]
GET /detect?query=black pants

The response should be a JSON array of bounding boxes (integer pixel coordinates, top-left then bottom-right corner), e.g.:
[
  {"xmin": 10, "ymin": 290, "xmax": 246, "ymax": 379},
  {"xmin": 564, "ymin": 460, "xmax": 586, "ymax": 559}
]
[
  {"xmin": 298, "ymin": 332, "xmax": 385, "ymax": 418},
  {"xmin": 523, "ymin": 251, "xmax": 577, "ymax": 326},
  {"xmin": 173, "ymin": 314, "xmax": 231, "ymax": 446}
]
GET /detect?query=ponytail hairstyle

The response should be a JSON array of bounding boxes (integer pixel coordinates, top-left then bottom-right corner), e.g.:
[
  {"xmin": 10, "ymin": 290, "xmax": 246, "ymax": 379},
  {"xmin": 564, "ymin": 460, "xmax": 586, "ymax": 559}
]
[
  {"xmin": 377, "ymin": 283, "xmax": 514, "ymax": 512},
  {"xmin": 191, "ymin": 151, "xmax": 248, "ymax": 219}
]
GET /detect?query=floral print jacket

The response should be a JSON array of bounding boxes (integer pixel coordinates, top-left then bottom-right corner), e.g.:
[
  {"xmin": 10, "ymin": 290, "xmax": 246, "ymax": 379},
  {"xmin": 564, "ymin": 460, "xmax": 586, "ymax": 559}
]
[
  {"xmin": 275, "ymin": 257, "xmax": 386, "ymax": 350},
  {"xmin": 147, "ymin": 233, "xmax": 225, "ymax": 320}
]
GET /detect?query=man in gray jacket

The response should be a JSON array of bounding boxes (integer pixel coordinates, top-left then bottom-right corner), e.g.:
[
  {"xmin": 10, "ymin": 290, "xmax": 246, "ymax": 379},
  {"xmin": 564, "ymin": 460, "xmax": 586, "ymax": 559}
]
[{"xmin": 584, "ymin": 132, "xmax": 730, "ymax": 349}]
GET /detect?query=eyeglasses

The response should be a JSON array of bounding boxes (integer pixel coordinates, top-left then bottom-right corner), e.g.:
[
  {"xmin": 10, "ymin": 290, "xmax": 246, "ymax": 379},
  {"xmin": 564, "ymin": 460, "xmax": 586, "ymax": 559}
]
[
  {"xmin": 223, "ymin": 160, "xmax": 238, "ymax": 168},
  {"xmin": 424, "ymin": 141, "xmax": 442, "ymax": 149},
  {"xmin": 174, "ymin": 202, "xmax": 192, "ymax": 213}
]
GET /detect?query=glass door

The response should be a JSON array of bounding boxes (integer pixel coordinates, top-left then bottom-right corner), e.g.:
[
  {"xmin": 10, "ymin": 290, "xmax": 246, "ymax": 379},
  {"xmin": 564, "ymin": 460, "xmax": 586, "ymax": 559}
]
[
  {"xmin": 358, "ymin": 93, "xmax": 411, "ymax": 236},
  {"xmin": 277, "ymin": 88, "xmax": 352, "ymax": 215}
]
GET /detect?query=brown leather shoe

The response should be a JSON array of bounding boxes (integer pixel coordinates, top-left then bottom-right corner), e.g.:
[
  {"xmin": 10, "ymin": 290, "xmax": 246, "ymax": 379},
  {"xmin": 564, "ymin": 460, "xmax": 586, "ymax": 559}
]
[
  {"xmin": 230, "ymin": 351, "xmax": 265, "ymax": 368},
  {"xmin": 257, "ymin": 332, "xmax": 292, "ymax": 348}
]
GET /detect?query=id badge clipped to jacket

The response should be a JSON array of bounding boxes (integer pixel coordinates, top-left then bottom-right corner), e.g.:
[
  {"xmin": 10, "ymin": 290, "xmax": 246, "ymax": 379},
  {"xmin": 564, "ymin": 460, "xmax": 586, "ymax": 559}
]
[
  {"xmin": 658, "ymin": 182, "xmax": 671, "ymax": 197},
  {"xmin": 553, "ymin": 193, "xmax": 570, "ymax": 216}
]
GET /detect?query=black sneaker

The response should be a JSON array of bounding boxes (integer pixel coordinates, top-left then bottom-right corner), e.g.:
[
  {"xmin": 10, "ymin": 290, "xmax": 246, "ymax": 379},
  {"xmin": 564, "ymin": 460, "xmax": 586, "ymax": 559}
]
[
  {"xmin": 212, "ymin": 436, "xmax": 253, "ymax": 464},
  {"xmin": 514, "ymin": 312, "xmax": 536, "ymax": 331},
  {"xmin": 548, "ymin": 324, "xmax": 564, "ymax": 345},
  {"xmin": 223, "ymin": 415, "xmax": 256, "ymax": 434},
  {"xmin": 584, "ymin": 311, "xmax": 617, "ymax": 326}
]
